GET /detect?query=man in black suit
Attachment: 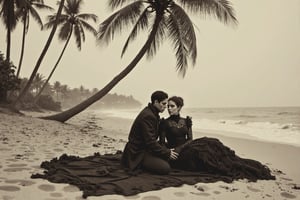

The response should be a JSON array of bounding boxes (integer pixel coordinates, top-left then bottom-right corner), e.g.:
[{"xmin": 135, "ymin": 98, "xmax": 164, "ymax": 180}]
[{"xmin": 121, "ymin": 91, "xmax": 178, "ymax": 174}]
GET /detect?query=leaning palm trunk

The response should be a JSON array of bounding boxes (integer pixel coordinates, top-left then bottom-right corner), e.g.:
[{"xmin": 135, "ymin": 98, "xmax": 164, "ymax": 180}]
[
  {"xmin": 12, "ymin": 0, "xmax": 65, "ymax": 108},
  {"xmin": 34, "ymin": 29, "xmax": 73, "ymax": 103},
  {"xmin": 16, "ymin": 16, "xmax": 27, "ymax": 78},
  {"xmin": 42, "ymin": 15, "xmax": 162, "ymax": 122}
]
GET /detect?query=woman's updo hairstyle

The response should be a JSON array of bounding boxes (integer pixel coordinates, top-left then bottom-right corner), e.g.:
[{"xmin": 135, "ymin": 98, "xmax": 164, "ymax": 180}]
[{"xmin": 168, "ymin": 96, "xmax": 184, "ymax": 108}]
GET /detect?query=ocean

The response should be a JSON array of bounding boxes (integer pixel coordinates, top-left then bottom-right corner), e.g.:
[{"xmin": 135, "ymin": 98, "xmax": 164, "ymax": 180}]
[{"xmin": 98, "ymin": 106, "xmax": 300, "ymax": 147}]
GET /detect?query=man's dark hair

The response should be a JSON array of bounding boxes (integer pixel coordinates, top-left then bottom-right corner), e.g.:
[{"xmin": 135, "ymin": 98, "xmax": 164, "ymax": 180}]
[{"xmin": 151, "ymin": 90, "xmax": 168, "ymax": 104}]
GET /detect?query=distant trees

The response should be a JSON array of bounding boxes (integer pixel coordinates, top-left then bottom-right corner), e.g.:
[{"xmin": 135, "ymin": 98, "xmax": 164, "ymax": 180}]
[{"xmin": 95, "ymin": 93, "xmax": 142, "ymax": 109}]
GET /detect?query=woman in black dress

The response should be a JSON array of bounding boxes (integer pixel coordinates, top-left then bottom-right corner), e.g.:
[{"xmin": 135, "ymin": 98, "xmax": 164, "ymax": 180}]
[{"xmin": 159, "ymin": 96, "xmax": 274, "ymax": 181}]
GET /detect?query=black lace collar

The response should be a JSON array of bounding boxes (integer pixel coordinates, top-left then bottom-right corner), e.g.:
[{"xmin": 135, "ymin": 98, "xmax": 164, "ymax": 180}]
[{"xmin": 169, "ymin": 114, "xmax": 180, "ymax": 123}]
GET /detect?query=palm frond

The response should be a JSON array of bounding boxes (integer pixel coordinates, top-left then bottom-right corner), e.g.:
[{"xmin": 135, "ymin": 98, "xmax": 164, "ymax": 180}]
[
  {"xmin": 78, "ymin": 22, "xmax": 85, "ymax": 42},
  {"xmin": 79, "ymin": 19, "xmax": 97, "ymax": 36},
  {"xmin": 65, "ymin": 0, "xmax": 82, "ymax": 15},
  {"xmin": 166, "ymin": 12, "xmax": 188, "ymax": 77},
  {"xmin": 32, "ymin": 2, "xmax": 54, "ymax": 11},
  {"xmin": 169, "ymin": 4, "xmax": 197, "ymax": 66},
  {"xmin": 74, "ymin": 23, "xmax": 83, "ymax": 49},
  {"xmin": 44, "ymin": 14, "xmax": 68, "ymax": 29},
  {"xmin": 98, "ymin": 1, "xmax": 144, "ymax": 44},
  {"xmin": 146, "ymin": 15, "xmax": 167, "ymax": 60},
  {"xmin": 121, "ymin": 7, "xmax": 150, "ymax": 57},
  {"xmin": 77, "ymin": 13, "xmax": 98, "ymax": 22},
  {"xmin": 28, "ymin": 5, "xmax": 43, "ymax": 28},
  {"xmin": 58, "ymin": 23, "xmax": 72, "ymax": 41},
  {"xmin": 1, "ymin": 0, "xmax": 18, "ymax": 29},
  {"xmin": 108, "ymin": 0, "xmax": 136, "ymax": 10},
  {"xmin": 177, "ymin": 0, "xmax": 238, "ymax": 25}
]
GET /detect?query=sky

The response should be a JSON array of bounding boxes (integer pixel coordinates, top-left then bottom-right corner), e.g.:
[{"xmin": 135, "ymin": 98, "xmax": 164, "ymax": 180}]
[{"xmin": 0, "ymin": 0, "xmax": 300, "ymax": 108}]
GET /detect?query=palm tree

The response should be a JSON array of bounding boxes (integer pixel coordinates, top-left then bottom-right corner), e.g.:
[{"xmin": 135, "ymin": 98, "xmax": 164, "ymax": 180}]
[
  {"xmin": 0, "ymin": 0, "xmax": 19, "ymax": 62},
  {"xmin": 15, "ymin": 0, "xmax": 53, "ymax": 78},
  {"xmin": 12, "ymin": 0, "xmax": 65, "ymax": 108},
  {"xmin": 43, "ymin": 0, "xmax": 237, "ymax": 122},
  {"xmin": 59, "ymin": 84, "xmax": 68, "ymax": 102},
  {"xmin": 34, "ymin": 0, "xmax": 97, "ymax": 103}
]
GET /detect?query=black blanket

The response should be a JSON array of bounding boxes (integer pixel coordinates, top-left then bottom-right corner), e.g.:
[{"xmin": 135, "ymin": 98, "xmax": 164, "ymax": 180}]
[{"xmin": 31, "ymin": 147, "xmax": 275, "ymax": 198}]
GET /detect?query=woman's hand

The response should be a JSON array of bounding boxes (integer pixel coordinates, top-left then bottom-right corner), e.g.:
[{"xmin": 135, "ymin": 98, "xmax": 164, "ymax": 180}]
[{"xmin": 170, "ymin": 148, "xmax": 179, "ymax": 160}]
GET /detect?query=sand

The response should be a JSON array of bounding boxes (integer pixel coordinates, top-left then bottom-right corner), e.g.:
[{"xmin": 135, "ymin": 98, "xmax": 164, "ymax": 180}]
[{"xmin": 0, "ymin": 109, "xmax": 300, "ymax": 200}]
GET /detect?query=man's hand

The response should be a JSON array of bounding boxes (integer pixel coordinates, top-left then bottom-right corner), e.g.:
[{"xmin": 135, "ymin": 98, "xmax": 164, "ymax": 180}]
[{"xmin": 170, "ymin": 149, "xmax": 179, "ymax": 160}]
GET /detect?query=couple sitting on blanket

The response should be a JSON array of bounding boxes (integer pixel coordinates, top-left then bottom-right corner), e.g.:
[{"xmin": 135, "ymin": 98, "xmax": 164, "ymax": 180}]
[
  {"xmin": 121, "ymin": 90, "xmax": 188, "ymax": 174},
  {"xmin": 121, "ymin": 90, "xmax": 275, "ymax": 178}
]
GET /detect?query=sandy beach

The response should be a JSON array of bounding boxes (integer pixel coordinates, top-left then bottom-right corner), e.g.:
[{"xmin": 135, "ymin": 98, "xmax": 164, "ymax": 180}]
[{"xmin": 0, "ymin": 109, "xmax": 300, "ymax": 200}]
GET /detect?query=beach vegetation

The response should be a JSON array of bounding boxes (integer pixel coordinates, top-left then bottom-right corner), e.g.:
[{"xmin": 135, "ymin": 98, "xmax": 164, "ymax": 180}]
[
  {"xmin": 0, "ymin": 51, "xmax": 20, "ymax": 103},
  {"xmin": 43, "ymin": 0, "xmax": 237, "ymax": 122}
]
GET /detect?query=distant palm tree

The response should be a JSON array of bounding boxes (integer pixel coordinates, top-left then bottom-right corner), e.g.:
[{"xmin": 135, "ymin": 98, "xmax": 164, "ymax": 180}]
[
  {"xmin": 31, "ymin": 73, "xmax": 45, "ymax": 95},
  {"xmin": 59, "ymin": 84, "xmax": 68, "ymax": 102},
  {"xmin": 34, "ymin": 0, "xmax": 97, "ymax": 103},
  {"xmin": 53, "ymin": 81, "xmax": 61, "ymax": 101},
  {"xmin": 43, "ymin": 0, "xmax": 237, "ymax": 122},
  {"xmin": 15, "ymin": 0, "xmax": 53, "ymax": 78},
  {"xmin": 12, "ymin": 0, "xmax": 65, "ymax": 108}
]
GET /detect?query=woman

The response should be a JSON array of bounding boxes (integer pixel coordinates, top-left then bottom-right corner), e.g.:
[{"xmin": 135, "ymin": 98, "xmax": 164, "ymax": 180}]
[{"xmin": 159, "ymin": 96, "xmax": 274, "ymax": 181}]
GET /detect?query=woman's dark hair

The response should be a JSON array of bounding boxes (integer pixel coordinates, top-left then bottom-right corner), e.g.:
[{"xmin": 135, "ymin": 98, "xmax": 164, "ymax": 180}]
[
  {"xmin": 168, "ymin": 96, "xmax": 184, "ymax": 107},
  {"xmin": 151, "ymin": 90, "xmax": 168, "ymax": 103}
]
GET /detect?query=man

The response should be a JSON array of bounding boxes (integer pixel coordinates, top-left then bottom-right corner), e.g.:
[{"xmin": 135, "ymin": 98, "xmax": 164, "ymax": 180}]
[{"xmin": 121, "ymin": 90, "xmax": 178, "ymax": 174}]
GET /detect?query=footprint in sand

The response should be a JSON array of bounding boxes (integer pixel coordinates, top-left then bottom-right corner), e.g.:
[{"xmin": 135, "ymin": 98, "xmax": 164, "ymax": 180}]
[
  {"xmin": 219, "ymin": 185, "xmax": 238, "ymax": 192},
  {"xmin": 7, "ymin": 163, "xmax": 28, "ymax": 168},
  {"xmin": 2, "ymin": 195, "xmax": 14, "ymax": 200},
  {"xmin": 281, "ymin": 192, "xmax": 297, "ymax": 199},
  {"xmin": 5, "ymin": 179, "xmax": 36, "ymax": 186},
  {"xmin": 190, "ymin": 192, "xmax": 211, "ymax": 196},
  {"xmin": 246, "ymin": 185, "xmax": 261, "ymax": 192},
  {"xmin": 38, "ymin": 184, "xmax": 56, "ymax": 192},
  {"xmin": 213, "ymin": 191, "xmax": 221, "ymax": 195},
  {"xmin": 44, "ymin": 198, "xmax": 63, "ymax": 200},
  {"xmin": 63, "ymin": 185, "xmax": 80, "ymax": 192},
  {"xmin": 75, "ymin": 196, "xmax": 86, "ymax": 200},
  {"xmin": 3, "ymin": 167, "xmax": 31, "ymax": 172},
  {"xmin": 5, "ymin": 159, "xmax": 18, "ymax": 162},
  {"xmin": 53, "ymin": 148, "xmax": 64, "ymax": 152},
  {"xmin": 280, "ymin": 177, "xmax": 293, "ymax": 181},
  {"xmin": 0, "ymin": 185, "xmax": 21, "ymax": 192},
  {"xmin": 50, "ymin": 192, "xmax": 63, "ymax": 197},
  {"xmin": 125, "ymin": 195, "xmax": 140, "ymax": 199},
  {"xmin": 3, "ymin": 164, "xmax": 31, "ymax": 172},
  {"xmin": 141, "ymin": 196, "xmax": 161, "ymax": 200},
  {"xmin": 174, "ymin": 191, "xmax": 186, "ymax": 197}
]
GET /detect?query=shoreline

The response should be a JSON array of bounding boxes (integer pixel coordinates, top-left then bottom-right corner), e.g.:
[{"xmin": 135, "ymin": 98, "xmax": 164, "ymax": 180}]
[{"xmin": 0, "ymin": 110, "xmax": 300, "ymax": 199}]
